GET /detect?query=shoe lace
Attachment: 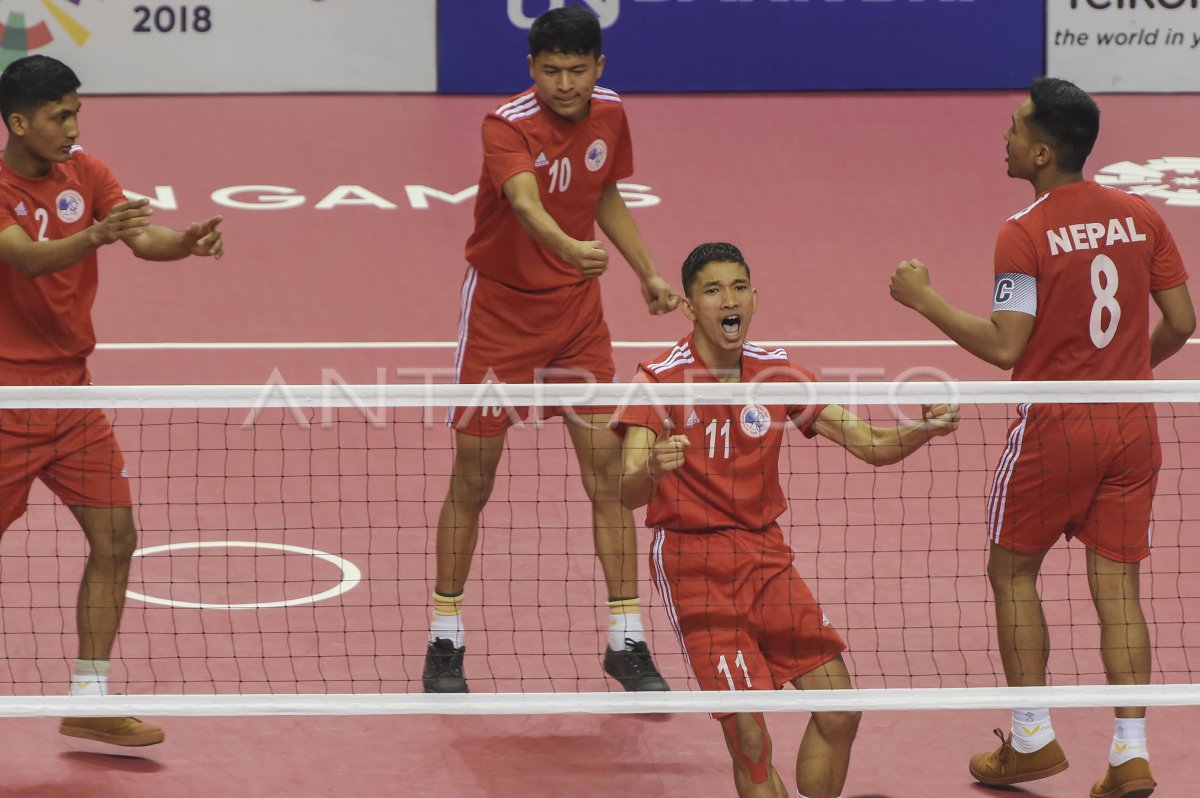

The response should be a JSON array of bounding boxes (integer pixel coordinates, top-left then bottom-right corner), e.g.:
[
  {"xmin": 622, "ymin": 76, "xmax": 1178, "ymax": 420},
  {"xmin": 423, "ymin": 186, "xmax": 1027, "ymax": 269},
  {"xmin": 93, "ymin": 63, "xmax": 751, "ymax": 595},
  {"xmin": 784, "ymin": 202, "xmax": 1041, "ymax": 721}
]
[
  {"xmin": 991, "ymin": 728, "xmax": 1013, "ymax": 771},
  {"xmin": 619, "ymin": 640, "xmax": 659, "ymax": 676},
  {"xmin": 429, "ymin": 640, "xmax": 464, "ymax": 677}
]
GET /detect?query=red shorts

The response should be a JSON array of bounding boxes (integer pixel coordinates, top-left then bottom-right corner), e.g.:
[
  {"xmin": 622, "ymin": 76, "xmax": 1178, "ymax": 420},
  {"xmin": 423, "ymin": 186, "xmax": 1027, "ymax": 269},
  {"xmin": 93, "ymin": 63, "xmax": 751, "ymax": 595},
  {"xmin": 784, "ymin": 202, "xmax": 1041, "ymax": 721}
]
[
  {"xmin": 449, "ymin": 267, "xmax": 617, "ymax": 436},
  {"xmin": 0, "ymin": 407, "xmax": 132, "ymax": 531},
  {"xmin": 987, "ymin": 403, "xmax": 1160, "ymax": 563},
  {"xmin": 650, "ymin": 524, "xmax": 845, "ymax": 715}
]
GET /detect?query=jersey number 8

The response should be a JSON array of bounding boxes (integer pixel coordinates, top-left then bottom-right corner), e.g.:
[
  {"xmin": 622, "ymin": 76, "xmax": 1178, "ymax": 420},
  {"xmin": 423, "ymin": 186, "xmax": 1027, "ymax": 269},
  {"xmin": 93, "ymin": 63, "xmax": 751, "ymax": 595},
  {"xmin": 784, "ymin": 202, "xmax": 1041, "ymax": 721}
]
[{"xmin": 1089, "ymin": 254, "xmax": 1121, "ymax": 349}]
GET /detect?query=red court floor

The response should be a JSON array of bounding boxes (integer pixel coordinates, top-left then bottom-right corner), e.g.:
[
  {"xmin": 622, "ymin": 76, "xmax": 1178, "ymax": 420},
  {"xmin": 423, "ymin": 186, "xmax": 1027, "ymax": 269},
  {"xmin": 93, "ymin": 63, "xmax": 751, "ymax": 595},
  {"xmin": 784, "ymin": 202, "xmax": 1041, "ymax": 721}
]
[{"xmin": 1, "ymin": 91, "xmax": 1198, "ymax": 797}]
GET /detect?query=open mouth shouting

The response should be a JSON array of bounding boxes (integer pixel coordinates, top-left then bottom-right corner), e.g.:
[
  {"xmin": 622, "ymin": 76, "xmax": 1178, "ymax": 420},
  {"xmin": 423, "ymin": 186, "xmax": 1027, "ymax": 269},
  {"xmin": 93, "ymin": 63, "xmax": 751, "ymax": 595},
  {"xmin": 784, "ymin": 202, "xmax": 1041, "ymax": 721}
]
[{"xmin": 720, "ymin": 314, "xmax": 742, "ymax": 341}]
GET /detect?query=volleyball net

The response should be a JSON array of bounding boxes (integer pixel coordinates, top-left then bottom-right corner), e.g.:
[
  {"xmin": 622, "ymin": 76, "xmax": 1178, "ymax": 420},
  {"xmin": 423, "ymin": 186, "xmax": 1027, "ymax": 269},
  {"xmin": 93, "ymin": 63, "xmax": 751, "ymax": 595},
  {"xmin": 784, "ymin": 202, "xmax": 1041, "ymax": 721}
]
[{"xmin": 0, "ymin": 378, "xmax": 1197, "ymax": 716}]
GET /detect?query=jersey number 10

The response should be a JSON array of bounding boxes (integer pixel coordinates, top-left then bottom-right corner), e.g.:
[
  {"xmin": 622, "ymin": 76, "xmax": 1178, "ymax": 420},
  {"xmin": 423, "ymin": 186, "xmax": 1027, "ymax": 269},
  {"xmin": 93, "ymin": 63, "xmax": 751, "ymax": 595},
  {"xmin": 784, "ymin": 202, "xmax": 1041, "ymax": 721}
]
[{"xmin": 547, "ymin": 157, "xmax": 572, "ymax": 194}]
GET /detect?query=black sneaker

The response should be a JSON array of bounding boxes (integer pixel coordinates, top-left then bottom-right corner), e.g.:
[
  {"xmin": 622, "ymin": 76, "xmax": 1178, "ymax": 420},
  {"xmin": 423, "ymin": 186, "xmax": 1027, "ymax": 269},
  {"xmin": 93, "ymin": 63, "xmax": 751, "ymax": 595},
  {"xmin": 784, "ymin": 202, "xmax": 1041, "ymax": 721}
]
[
  {"xmin": 603, "ymin": 639, "xmax": 669, "ymax": 692},
  {"xmin": 423, "ymin": 638, "xmax": 469, "ymax": 693}
]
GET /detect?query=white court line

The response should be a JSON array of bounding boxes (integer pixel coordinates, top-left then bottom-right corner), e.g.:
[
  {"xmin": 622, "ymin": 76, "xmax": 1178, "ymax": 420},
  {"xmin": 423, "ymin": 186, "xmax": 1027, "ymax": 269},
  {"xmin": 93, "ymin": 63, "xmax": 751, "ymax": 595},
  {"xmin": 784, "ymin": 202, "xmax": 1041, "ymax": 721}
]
[{"xmin": 94, "ymin": 338, "xmax": 1200, "ymax": 352}]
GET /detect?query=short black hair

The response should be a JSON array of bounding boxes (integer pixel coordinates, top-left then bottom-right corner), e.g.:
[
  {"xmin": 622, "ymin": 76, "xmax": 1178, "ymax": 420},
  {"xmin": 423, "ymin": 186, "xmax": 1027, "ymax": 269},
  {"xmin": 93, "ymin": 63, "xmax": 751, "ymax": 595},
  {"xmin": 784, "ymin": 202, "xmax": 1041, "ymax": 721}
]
[
  {"xmin": 681, "ymin": 242, "xmax": 750, "ymax": 297},
  {"xmin": 1027, "ymin": 77, "xmax": 1100, "ymax": 173},
  {"xmin": 0, "ymin": 55, "xmax": 80, "ymax": 130},
  {"xmin": 528, "ymin": 6, "xmax": 602, "ymax": 58}
]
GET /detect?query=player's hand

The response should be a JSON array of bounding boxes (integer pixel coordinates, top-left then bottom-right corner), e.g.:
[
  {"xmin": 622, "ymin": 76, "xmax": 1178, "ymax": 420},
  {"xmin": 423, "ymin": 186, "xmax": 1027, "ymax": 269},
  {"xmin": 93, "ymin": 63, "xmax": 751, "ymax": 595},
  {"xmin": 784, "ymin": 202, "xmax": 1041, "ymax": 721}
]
[
  {"xmin": 565, "ymin": 239, "xmax": 608, "ymax": 278},
  {"xmin": 641, "ymin": 274, "xmax": 681, "ymax": 316},
  {"xmin": 182, "ymin": 215, "xmax": 224, "ymax": 259},
  {"xmin": 890, "ymin": 259, "xmax": 933, "ymax": 311},
  {"xmin": 87, "ymin": 199, "xmax": 153, "ymax": 247},
  {"xmin": 648, "ymin": 422, "xmax": 689, "ymax": 479},
  {"xmin": 921, "ymin": 403, "xmax": 960, "ymax": 436}
]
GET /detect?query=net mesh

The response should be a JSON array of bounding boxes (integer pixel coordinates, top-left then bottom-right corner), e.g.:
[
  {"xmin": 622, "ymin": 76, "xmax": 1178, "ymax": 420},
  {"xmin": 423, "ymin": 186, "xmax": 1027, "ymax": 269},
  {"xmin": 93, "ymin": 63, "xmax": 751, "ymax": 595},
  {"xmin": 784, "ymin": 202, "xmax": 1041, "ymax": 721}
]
[{"xmin": 1, "ymin": 380, "xmax": 1198, "ymax": 715}]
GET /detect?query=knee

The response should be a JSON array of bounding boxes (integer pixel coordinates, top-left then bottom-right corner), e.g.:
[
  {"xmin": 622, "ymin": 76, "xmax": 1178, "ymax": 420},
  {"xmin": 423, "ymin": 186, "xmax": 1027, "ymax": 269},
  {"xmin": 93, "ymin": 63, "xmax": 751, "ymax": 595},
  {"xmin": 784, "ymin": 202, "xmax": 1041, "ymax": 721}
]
[
  {"xmin": 722, "ymin": 714, "xmax": 773, "ymax": 784},
  {"xmin": 813, "ymin": 710, "xmax": 861, "ymax": 745},
  {"xmin": 580, "ymin": 468, "xmax": 621, "ymax": 504},
  {"xmin": 88, "ymin": 515, "xmax": 139, "ymax": 562},
  {"xmin": 449, "ymin": 463, "xmax": 498, "ymax": 509}
]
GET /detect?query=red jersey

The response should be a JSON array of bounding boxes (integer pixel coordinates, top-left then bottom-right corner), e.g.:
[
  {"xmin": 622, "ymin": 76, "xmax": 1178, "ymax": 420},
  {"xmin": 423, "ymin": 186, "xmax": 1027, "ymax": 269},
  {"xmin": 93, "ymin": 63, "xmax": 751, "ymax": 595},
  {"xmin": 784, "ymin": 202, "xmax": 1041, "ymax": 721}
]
[
  {"xmin": 612, "ymin": 335, "xmax": 824, "ymax": 532},
  {"xmin": 993, "ymin": 181, "xmax": 1187, "ymax": 381},
  {"xmin": 464, "ymin": 85, "xmax": 633, "ymax": 291},
  {"xmin": 0, "ymin": 148, "xmax": 125, "ymax": 385}
]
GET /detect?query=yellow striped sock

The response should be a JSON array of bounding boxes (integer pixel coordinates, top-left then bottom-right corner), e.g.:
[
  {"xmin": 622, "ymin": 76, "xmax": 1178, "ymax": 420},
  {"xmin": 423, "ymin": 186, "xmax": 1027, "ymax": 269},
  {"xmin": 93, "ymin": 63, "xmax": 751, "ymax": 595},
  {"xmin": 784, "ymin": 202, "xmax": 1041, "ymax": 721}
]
[
  {"xmin": 606, "ymin": 597, "xmax": 640, "ymax": 614},
  {"xmin": 433, "ymin": 591, "xmax": 463, "ymax": 616},
  {"xmin": 607, "ymin": 598, "xmax": 644, "ymax": 649}
]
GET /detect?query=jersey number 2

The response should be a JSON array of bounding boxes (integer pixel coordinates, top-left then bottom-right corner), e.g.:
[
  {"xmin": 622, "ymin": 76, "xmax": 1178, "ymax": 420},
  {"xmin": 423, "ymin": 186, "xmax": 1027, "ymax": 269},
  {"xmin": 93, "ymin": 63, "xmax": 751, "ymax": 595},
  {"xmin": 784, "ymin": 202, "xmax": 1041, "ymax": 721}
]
[
  {"xmin": 34, "ymin": 208, "xmax": 50, "ymax": 242},
  {"xmin": 1089, "ymin": 254, "xmax": 1121, "ymax": 349}
]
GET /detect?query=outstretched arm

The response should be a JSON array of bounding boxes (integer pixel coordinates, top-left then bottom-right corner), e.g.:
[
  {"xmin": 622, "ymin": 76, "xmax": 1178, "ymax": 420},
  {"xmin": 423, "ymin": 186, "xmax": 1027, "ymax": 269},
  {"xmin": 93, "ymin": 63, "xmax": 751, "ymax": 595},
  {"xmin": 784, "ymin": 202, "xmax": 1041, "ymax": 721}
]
[
  {"xmin": 812, "ymin": 403, "xmax": 959, "ymax": 466},
  {"xmin": 619, "ymin": 423, "xmax": 689, "ymax": 510},
  {"xmin": 596, "ymin": 183, "xmax": 679, "ymax": 315},
  {"xmin": 1150, "ymin": 284, "xmax": 1196, "ymax": 367},
  {"xmin": 0, "ymin": 198, "xmax": 154, "ymax": 278},
  {"xmin": 890, "ymin": 259, "xmax": 1033, "ymax": 369},
  {"xmin": 124, "ymin": 215, "xmax": 224, "ymax": 261},
  {"xmin": 502, "ymin": 171, "xmax": 608, "ymax": 278}
]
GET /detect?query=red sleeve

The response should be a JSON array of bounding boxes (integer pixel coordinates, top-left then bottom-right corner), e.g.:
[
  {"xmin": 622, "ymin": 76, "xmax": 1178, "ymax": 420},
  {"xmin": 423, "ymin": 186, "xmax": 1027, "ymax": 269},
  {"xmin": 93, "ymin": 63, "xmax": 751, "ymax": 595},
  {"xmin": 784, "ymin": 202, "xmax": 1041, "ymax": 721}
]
[
  {"xmin": 80, "ymin": 152, "xmax": 125, "ymax": 219},
  {"xmin": 993, "ymin": 220, "xmax": 1039, "ymax": 278},
  {"xmin": 610, "ymin": 367, "xmax": 667, "ymax": 439},
  {"xmin": 784, "ymin": 361, "xmax": 824, "ymax": 438},
  {"xmin": 481, "ymin": 116, "xmax": 533, "ymax": 199},
  {"xmin": 0, "ymin": 187, "xmax": 20, "ymax": 233},
  {"xmin": 1144, "ymin": 204, "xmax": 1188, "ymax": 292},
  {"xmin": 606, "ymin": 109, "xmax": 633, "ymax": 186}
]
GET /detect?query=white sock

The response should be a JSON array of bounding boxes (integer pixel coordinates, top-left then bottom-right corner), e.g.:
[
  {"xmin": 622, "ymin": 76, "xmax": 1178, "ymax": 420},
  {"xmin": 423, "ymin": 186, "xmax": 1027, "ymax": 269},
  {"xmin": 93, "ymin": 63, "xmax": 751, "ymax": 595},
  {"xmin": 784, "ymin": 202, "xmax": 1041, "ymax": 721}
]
[
  {"xmin": 1011, "ymin": 707, "xmax": 1055, "ymax": 753},
  {"xmin": 607, "ymin": 598, "xmax": 646, "ymax": 650},
  {"xmin": 1110, "ymin": 717, "xmax": 1148, "ymax": 766},
  {"xmin": 70, "ymin": 659, "xmax": 110, "ymax": 697},
  {"xmin": 430, "ymin": 591, "xmax": 465, "ymax": 648},
  {"xmin": 608, "ymin": 613, "xmax": 645, "ymax": 650},
  {"xmin": 429, "ymin": 613, "xmax": 465, "ymax": 648}
]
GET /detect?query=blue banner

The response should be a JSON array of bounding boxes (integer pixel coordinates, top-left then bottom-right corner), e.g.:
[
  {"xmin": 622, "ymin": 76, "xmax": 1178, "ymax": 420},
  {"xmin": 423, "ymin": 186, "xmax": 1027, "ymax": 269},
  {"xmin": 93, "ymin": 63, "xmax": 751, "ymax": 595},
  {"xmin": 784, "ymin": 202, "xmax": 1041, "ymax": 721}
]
[{"xmin": 437, "ymin": 0, "xmax": 1044, "ymax": 93}]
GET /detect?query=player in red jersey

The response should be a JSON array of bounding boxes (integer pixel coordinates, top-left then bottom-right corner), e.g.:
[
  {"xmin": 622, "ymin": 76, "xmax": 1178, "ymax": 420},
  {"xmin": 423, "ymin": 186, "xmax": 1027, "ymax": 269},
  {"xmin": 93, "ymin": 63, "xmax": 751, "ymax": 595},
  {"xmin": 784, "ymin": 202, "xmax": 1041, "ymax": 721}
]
[
  {"xmin": 891, "ymin": 77, "xmax": 1195, "ymax": 798},
  {"xmin": 0, "ymin": 55, "xmax": 224, "ymax": 747},
  {"xmin": 424, "ymin": 6, "xmax": 679, "ymax": 693},
  {"xmin": 616, "ymin": 243, "xmax": 959, "ymax": 798}
]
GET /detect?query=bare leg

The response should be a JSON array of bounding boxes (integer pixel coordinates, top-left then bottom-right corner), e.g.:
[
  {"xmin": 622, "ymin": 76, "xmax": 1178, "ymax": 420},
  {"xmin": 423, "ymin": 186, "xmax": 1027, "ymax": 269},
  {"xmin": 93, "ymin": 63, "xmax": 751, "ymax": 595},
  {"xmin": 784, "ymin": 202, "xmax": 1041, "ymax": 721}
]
[
  {"xmin": 721, "ymin": 712, "xmax": 788, "ymax": 798},
  {"xmin": 1086, "ymin": 548, "xmax": 1150, "ymax": 720},
  {"xmin": 566, "ymin": 414, "xmax": 638, "ymax": 600},
  {"xmin": 791, "ymin": 655, "xmax": 861, "ymax": 798},
  {"xmin": 69, "ymin": 506, "xmax": 138, "ymax": 662},
  {"xmin": 987, "ymin": 542, "xmax": 1050, "ymax": 686},
  {"xmin": 434, "ymin": 430, "xmax": 507, "ymax": 595}
]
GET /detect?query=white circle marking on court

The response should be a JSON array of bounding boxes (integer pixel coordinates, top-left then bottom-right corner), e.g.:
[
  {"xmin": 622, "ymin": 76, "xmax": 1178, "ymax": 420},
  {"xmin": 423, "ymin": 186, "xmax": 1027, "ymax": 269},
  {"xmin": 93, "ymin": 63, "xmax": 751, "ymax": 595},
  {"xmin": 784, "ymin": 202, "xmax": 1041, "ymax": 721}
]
[{"xmin": 125, "ymin": 540, "xmax": 362, "ymax": 610}]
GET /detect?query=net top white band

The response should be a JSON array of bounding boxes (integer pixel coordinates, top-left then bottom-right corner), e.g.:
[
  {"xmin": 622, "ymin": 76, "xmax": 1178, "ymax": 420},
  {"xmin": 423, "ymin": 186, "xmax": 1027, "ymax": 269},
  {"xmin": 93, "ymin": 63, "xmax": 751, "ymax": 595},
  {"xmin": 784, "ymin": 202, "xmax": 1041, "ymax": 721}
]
[
  {"xmin": 4, "ymin": 684, "xmax": 1197, "ymax": 717},
  {"xmin": 1, "ymin": 379, "xmax": 1197, "ymax": 409}
]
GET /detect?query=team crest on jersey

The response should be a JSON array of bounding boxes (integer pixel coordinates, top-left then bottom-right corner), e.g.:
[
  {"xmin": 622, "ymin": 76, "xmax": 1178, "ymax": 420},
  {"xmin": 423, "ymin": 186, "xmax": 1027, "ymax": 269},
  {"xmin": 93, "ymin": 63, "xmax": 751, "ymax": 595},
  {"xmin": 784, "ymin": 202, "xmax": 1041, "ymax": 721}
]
[
  {"xmin": 56, "ymin": 190, "xmax": 85, "ymax": 223},
  {"xmin": 738, "ymin": 404, "xmax": 771, "ymax": 438},
  {"xmin": 585, "ymin": 139, "xmax": 607, "ymax": 172}
]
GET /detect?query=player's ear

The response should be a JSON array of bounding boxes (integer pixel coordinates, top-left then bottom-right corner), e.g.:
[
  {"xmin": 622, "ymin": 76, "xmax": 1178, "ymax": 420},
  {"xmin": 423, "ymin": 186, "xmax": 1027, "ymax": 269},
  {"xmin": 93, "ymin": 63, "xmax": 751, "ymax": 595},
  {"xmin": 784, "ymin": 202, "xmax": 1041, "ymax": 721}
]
[
  {"xmin": 6, "ymin": 112, "xmax": 27, "ymax": 137},
  {"xmin": 681, "ymin": 295, "xmax": 697, "ymax": 322},
  {"xmin": 1034, "ymin": 141, "xmax": 1053, "ymax": 168},
  {"xmin": 595, "ymin": 54, "xmax": 605, "ymax": 80},
  {"xmin": 527, "ymin": 54, "xmax": 535, "ymax": 81}
]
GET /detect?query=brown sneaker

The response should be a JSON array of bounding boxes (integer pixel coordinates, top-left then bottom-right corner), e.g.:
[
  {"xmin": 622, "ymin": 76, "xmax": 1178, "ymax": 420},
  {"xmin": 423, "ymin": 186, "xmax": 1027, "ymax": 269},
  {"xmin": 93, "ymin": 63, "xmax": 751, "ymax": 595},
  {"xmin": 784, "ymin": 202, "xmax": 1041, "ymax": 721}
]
[
  {"xmin": 968, "ymin": 727, "xmax": 1069, "ymax": 785},
  {"xmin": 1091, "ymin": 758, "xmax": 1155, "ymax": 798},
  {"xmin": 59, "ymin": 717, "xmax": 165, "ymax": 747}
]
